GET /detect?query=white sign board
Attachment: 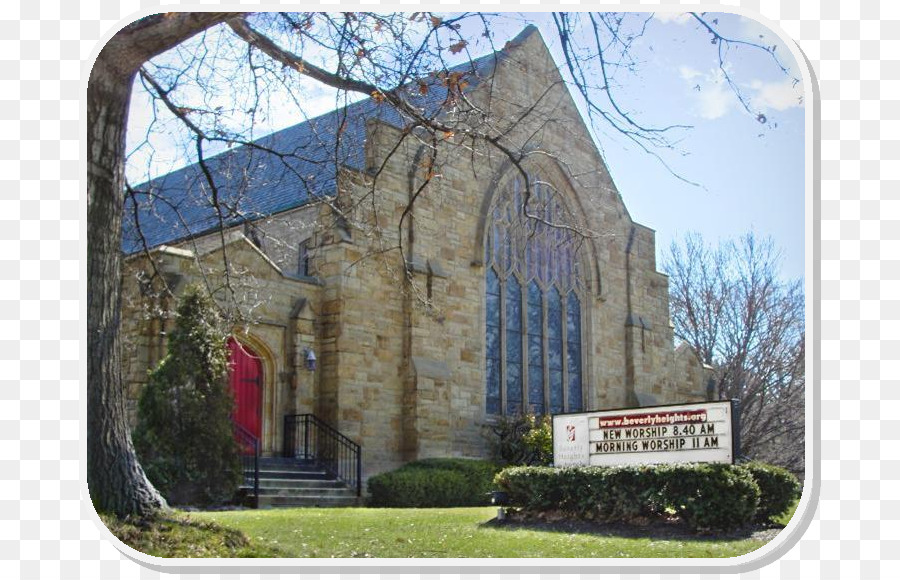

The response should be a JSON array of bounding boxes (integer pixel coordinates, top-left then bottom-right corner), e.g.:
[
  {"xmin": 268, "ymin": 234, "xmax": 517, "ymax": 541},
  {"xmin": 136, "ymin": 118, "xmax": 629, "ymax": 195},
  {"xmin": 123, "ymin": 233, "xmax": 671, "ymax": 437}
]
[{"xmin": 552, "ymin": 401, "xmax": 735, "ymax": 467}]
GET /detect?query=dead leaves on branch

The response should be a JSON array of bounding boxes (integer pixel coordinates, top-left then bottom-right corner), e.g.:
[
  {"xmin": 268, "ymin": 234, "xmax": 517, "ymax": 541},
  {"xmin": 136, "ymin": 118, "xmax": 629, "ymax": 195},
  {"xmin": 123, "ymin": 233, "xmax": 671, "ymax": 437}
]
[
  {"xmin": 442, "ymin": 71, "xmax": 469, "ymax": 92},
  {"xmin": 448, "ymin": 40, "xmax": 468, "ymax": 55},
  {"xmin": 418, "ymin": 156, "xmax": 440, "ymax": 181},
  {"xmin": 411, "ymin": 70, "xmax": 469, "ymax": 100}
]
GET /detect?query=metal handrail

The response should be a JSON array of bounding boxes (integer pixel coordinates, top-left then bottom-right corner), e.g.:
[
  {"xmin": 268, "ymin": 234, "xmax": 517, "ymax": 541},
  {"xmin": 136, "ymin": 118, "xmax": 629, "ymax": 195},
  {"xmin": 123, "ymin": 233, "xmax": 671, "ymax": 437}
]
[
  {"xmin": 283, "ymin": 414, "xmax": 362, "ymax": 496},
  {"xmin": 233, "ymin": 423, "xmax": 260, "ymax": 507}
]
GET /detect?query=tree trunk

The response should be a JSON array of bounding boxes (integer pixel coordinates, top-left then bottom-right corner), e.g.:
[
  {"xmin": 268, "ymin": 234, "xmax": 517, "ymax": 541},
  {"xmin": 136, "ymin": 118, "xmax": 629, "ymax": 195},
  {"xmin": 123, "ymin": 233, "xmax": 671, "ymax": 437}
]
[
  {"xmin": 86, "ymin": 12, "xmax": 238, "ymax": 517},
  {"xmin": 87, "ymin": 52, "xmax": 168, "ymax": 517}
]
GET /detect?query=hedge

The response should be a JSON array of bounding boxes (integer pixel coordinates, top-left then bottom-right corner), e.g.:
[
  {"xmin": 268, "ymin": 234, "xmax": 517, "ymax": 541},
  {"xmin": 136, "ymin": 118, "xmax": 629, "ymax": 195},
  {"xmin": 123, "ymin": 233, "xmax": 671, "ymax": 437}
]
[
  {"xmin": 367, "ymin": 458, "xmax": 501, "ymax": 508},
  {"xmin": 742, "ymin": 462, "xmax": 802, "ymax": 522},
  {"xmin": 655, "ymin": 463, "xmax": 760, "ymax": 531},
  {"xmin": 494, "ymin": 462, "xmax": 799, "ymax": 531}
]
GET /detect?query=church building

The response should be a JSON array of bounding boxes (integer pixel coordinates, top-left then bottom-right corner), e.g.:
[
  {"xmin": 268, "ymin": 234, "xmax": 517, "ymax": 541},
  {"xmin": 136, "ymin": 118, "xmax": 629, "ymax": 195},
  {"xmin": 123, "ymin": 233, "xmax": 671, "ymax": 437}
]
[{"xmin": 120, "ymin": 25, "xmax": 711, "ymax": 484}]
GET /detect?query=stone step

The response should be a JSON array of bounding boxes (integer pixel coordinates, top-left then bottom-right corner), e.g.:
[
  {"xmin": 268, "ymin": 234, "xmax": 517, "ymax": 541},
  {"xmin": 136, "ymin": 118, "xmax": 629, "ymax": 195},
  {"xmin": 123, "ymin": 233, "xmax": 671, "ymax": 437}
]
[
  {"xmin": 243, "ymin": 457, "xmax": 361, "ymax": 508},
  {"xmin": 257, "ymin": 487, "xmax": 358, "ymax": 498},
  {"xmin": 253, "ymin": 469, "xmax": 331, "ymax": 480},
  {"xmin": 242, "ymin": 457, "xmax": 360, "ymax": 508},
  {"xmin": 257, "ymin": 456, "xmax": 316, "ymax": 467},
  {"xmin": 257, "ymin": 478, "xmax": 347, "ymax": 490},
  {"xmin": 257, "ymin": 459, "xmax": 321, "ymax": 468},
  {"xmin": 257, "ymin": 494, "xmax": 361, "ymax": 508},
  {"xmin": 243, "ymin": 486, "xmax": 358, "ymax": 500}
]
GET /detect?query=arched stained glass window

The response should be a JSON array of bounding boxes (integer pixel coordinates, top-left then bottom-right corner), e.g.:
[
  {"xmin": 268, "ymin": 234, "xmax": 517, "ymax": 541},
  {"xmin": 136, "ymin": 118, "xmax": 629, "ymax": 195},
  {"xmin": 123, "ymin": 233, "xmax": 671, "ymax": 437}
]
[{"xmin": 484, "ymin": 176, "xmax": 586, "ymax": 416}]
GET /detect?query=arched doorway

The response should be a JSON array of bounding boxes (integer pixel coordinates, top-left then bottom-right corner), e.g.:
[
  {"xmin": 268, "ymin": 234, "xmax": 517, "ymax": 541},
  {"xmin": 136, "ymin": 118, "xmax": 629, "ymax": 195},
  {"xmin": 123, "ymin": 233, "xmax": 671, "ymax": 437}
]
[{"xmin": 228, "ymin": 337, "xmax": 263, "ymax": 440}]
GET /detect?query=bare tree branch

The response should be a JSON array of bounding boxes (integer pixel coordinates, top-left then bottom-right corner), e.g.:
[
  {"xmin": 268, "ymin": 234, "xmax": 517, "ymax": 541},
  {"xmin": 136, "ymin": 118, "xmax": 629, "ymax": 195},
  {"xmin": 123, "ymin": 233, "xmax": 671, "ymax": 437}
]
[{"xmin": 665, "ymin": 232, "xmax": 804, "ymax": 475}]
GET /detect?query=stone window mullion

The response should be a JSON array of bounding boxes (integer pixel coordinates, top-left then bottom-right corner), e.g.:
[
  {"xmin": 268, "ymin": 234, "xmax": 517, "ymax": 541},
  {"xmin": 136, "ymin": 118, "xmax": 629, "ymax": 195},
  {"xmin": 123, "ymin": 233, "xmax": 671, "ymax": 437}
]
[
  {"xmin": 562, "ymin": 286, "xmax": 569, "ymax": 412},
  {"xmin": 484, "ymin": 173, "xmax": 585, "ymax": 417},
  {"xmin": 499, "ymin": 277, "xmax": 507, "ymax": 414}
]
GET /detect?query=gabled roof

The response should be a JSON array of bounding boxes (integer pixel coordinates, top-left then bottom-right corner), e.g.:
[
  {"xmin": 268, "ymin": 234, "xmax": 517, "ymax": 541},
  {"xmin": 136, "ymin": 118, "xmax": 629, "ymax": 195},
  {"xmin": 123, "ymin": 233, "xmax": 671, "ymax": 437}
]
[{"xmin": 122, "ymin": 26, "xmax": 542, "ymax": 254}]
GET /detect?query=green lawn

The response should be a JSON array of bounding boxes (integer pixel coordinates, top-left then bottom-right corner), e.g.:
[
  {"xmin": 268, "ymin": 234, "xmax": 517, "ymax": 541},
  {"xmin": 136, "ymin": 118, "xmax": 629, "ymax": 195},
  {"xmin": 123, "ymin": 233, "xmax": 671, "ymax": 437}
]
[{"xmin": 188, "ymin": 506, "xmax": 792, "ymax": 558}]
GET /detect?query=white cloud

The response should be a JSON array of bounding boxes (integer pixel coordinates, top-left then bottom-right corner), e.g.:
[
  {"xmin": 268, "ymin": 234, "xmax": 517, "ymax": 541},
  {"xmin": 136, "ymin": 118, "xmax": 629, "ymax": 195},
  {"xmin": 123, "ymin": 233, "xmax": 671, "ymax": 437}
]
[
  {"xmin": 749, "ymin": 78, "xmax": 804, "ymax": 112},
  {"xmin": 678, "ymin": 66, "xmax": 734, "ymax": 120},
  {"xmin": 678, "ymin": 65, "xmax": 702, "ymax": 81},
  {"xmin": 696, "ymin": 81, "xmax": 733, "ymax": 120},
  {"xmin": 677, "ymin": 64, "xmax": 803, "ymax": 122},
  {"xmin": 652, "ymin": 12, "xmax": 692, "ymax": 25}
]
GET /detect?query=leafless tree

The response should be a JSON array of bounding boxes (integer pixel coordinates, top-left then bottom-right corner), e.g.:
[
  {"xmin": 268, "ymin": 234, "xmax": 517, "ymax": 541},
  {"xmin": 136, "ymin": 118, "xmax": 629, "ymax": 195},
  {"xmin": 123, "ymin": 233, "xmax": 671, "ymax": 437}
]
[
  {"xmin": 665, "ymin": 232, "xmax": 805, "ymax": 476},
  {"xmin": 89, "ymin": 12, "xmax": 796, "ymax": 516}
]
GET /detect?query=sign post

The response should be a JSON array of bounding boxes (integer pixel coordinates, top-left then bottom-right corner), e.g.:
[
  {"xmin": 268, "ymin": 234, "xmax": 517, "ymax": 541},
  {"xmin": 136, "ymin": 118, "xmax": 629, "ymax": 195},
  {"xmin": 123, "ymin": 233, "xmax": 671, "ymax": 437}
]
[{"xmin": 552, "ymin": 401, "xmax": 737, "ymax": 467}]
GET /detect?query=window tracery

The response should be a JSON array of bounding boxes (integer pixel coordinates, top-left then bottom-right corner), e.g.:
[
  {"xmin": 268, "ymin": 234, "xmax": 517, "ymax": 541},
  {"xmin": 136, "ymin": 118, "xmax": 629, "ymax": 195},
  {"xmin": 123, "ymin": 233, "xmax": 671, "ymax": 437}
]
[{"xmin": 484, "ymin": 175, "xmax": 586, "ymax": 415}]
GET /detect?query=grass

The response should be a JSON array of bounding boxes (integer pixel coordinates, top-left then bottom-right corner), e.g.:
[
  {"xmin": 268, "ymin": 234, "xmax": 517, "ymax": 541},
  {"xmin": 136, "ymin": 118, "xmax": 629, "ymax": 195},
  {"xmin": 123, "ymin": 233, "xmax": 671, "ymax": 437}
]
[
  {"xmin": 186, "ymin": 504, "xmax": 798, "ymax": 558},
  {"xmin": 105, "ymin": 501, "xmax": 799, "ymax": 559},
  {"xmin": 100, "ymin": 512, "xmax": 287, "ymax": 558}
]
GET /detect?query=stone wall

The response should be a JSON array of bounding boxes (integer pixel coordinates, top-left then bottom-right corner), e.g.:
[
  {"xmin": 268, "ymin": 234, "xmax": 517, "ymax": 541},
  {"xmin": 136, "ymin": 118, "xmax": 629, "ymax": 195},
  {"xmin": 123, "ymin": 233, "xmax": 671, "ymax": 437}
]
[
  {"xmin": 121, "ymin": 229, "xmax": 323, "ymax": 456},
  {"xmin": 295, "ymin": 27, "xmax": 710, "ymax": 476}
]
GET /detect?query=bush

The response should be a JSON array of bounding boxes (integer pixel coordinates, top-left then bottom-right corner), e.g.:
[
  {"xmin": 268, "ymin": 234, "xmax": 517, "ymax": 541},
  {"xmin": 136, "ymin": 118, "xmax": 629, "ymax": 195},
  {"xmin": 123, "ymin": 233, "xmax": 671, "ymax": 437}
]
[
  {"xmin": 658, "ymin": 464, "xmax": 759, "ymax": 531},
  {"xmin": 494, "ymin": 463, "xmax": 763, "ymax": 531},
  {"xmin": 495, "ymin": 465, "xmax": 662, "ymax": 522},
  {"xmin": 593, "ymin": 466, "xmax": 666, "ymax": 522},
  {"xmin": 367, "ymin": 458, "xmax": 500, "ymax": 507},
  {"xmin": 132, "ymin": 286, "xmax": 242, "ymax": 507},
  {"xmin": 492, "ymin": 466, "xmax": 562, "ymax": 512},
  {"xmin": 487, "ymin": 414, "xmax": 553, "ymax": 466},
  {"xmin": 743, "ymin": 462, "xmax": 802, "ymax": 522}
]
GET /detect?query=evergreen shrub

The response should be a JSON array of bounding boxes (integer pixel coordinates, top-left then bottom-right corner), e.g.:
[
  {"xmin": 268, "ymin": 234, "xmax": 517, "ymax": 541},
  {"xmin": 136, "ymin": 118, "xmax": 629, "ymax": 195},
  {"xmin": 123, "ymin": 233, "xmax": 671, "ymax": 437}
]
[
  {"xmin": 494, "ymin": 463, "xmax": 765, "ymax": 531},
  {"xmin": 132, "ymin": 285, "xmax": 242, "ymax": 507},
  {"xmin": 488, "ymin": 414, "xmax": 553, "ymax": 466},
  {"xmin": 657, "ymin": 463, "xmax": 760, "ymax": 531},
  {"xmin": 367, "ymin": 458, "xmax": 500, "ymax": 507},
  {"xmin": 491, "ymin": 466, "xmax": 561, "ymax": 512},
  {"xmin": 743, "ymin": 461, "xmax": 802, "ymax": 522}
]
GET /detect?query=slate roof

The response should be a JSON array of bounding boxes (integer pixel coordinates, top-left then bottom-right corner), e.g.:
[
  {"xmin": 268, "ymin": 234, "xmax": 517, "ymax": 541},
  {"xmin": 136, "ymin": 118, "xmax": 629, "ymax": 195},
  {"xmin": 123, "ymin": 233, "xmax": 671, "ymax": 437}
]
[{"xmin": 121, "ymin": 27, "xmax": 539, "ymax": 254}]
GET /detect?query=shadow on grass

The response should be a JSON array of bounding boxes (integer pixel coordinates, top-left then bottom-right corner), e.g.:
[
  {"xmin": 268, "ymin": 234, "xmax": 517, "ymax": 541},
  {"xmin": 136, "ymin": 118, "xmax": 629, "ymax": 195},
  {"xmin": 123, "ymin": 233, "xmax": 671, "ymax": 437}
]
[
  {"xmin": 480, "ymin": 513, "xmax": 787, "ymax": 543},
  {"xmin": 100, "ymin": 512, "xmax": 288, "ymax": 558}
]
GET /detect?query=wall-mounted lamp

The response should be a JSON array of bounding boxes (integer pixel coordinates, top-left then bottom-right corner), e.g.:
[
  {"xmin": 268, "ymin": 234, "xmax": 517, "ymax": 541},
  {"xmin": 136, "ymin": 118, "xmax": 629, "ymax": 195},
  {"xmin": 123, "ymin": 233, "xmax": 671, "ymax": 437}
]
[{"xmin": 304, "ymin": 348, "xmax": 317, "ymax": 371}]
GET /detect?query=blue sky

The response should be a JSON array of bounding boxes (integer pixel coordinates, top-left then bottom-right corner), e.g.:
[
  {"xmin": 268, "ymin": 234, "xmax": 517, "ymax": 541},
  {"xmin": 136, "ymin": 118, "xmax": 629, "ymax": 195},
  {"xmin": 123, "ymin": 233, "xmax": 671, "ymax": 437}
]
[
  {"xmin": 126, "ymin": 11, "xmax": 806, "ymax": 282},
  {"xmin": 595, "ymin": 14, "xmax": 806, "ymax": 282},
  {"xmin": 517, "ymin": 12, "xmax": 806, "ymax": 282}
]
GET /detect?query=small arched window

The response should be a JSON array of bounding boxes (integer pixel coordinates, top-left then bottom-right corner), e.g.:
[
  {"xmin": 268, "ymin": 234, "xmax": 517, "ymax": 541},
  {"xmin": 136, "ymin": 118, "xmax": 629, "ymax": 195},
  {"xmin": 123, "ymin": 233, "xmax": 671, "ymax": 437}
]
[{"xmin": 484, "ymin": 175, "xmax": 586, "ymax": 416}]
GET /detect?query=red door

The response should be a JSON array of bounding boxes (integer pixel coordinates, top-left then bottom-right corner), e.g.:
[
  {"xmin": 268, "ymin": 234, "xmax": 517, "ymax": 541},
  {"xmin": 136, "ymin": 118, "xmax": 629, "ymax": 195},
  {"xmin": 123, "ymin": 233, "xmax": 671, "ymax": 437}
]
[{"xmin": 228, "ymin": 338, "xmax": 262, "ymax": 440}]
